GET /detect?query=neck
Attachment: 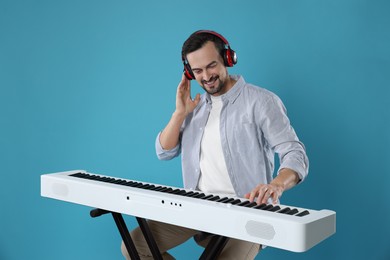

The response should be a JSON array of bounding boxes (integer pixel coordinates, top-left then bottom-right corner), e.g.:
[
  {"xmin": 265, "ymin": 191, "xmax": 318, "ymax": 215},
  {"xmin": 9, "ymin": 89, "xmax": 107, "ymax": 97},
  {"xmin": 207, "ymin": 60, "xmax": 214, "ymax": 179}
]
[{"xmin": 211, "ymin": 75, "xmax": 236, "ymax": 97}]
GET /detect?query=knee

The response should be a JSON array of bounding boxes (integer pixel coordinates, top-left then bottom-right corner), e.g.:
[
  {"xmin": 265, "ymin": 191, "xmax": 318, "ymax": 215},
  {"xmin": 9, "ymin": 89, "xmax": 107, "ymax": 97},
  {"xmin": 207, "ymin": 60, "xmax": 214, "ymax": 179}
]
[{"xmin": 121, "ymin": 241, "xmax": 131, "ymax": 260}]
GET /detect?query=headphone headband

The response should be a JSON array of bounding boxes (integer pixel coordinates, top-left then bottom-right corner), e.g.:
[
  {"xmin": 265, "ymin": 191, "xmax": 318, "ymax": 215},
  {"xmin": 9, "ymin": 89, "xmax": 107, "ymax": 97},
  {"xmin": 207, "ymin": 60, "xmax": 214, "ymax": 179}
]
[{"xmin": 194, "ymin": 30, "xmax": 231, "ymax": 46}]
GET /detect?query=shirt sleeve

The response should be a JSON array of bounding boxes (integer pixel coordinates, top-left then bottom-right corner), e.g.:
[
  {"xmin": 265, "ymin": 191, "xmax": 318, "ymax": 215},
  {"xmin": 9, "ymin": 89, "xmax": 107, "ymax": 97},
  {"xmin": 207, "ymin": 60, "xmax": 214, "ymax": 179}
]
[
  {"xmin": 155, "ymin": 131, "xmax": 181, "ymax": 160},
  {"xmin": 261, "ymin": 95, "xmax": 309, "ymax": 182}
]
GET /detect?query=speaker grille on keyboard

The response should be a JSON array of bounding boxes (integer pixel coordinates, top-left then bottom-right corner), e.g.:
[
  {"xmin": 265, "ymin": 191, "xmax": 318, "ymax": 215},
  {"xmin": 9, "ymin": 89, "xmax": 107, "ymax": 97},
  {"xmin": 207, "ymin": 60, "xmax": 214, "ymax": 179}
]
[{"xmin": 245, "ymin": 220, "xmax": 275, "ymax": 240}]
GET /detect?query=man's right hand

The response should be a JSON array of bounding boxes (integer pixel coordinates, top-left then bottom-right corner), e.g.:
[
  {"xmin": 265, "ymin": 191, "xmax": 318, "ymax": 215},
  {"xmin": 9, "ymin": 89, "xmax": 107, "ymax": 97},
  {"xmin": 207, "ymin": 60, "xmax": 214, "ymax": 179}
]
[
  {"xmin": 159, "ymin": 74, "xmax": 201, "ymax": 150},
  {"xmin": 175, "ymin": 74, "xmax": 201, "ymax": 117}
]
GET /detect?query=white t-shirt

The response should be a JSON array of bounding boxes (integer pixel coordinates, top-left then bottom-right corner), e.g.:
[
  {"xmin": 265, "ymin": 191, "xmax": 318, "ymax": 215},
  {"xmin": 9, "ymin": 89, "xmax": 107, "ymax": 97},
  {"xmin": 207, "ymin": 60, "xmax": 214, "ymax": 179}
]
[{"xmin": 198, "ymin": 95, "xmax": 235, "ymax": 196}]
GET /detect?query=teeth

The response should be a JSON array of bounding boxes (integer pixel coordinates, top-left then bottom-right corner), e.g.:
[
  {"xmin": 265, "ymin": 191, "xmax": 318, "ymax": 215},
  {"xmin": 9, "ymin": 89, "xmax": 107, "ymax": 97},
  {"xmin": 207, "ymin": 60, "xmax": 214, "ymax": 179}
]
[{"xmin": 205, "ymin": 78, "xmax": 216, "ymax": 85}]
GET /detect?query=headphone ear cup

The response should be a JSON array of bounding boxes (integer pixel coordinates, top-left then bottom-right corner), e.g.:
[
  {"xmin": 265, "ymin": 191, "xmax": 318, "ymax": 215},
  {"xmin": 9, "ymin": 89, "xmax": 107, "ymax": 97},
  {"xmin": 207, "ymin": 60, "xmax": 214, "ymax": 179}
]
[
  {"xmin": 183, "ymin": 63, "xmax": 195, "ymax": 80},
  {"xmin": 224, "ymin": 49, "xmax": 237, "ymax": 67}
]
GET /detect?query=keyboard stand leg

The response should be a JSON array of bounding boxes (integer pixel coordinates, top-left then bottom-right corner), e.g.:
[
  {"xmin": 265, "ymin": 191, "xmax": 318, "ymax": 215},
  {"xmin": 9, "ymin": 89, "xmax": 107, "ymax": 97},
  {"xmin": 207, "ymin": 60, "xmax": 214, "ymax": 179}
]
[
  {"xmin": 90, "ymin": 209, "xmax": 140, "ymax": 260},
  {"xmin": 112, "ymin": 212, "xmax": 141, "ymax": 260},
  {"xmin": 90, "ymin": 209, "xmax": 227, "ymax": 260},
  {"xmin": 199, "ymin": 235, "xmax": 229, "ymax": 260},
  {"xmin": 136, "ymin": 217, "xmax": 163, "ymax": 260}
]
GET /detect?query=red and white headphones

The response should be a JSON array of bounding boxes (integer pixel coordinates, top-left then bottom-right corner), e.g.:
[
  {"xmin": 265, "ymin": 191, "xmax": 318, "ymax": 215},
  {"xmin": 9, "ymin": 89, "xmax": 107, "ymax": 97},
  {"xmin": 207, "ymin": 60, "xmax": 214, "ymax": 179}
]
[{"xmin": 182, "ymin": 30, "xmax": 237, "ymax": 80}]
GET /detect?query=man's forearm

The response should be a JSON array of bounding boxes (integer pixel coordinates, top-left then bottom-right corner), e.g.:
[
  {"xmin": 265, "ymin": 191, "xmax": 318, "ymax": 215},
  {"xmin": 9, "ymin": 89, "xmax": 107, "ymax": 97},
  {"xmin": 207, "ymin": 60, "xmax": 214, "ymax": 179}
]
[{"xmin": 159, "ymin": 111, "xmax": 186, "ymax": 150}]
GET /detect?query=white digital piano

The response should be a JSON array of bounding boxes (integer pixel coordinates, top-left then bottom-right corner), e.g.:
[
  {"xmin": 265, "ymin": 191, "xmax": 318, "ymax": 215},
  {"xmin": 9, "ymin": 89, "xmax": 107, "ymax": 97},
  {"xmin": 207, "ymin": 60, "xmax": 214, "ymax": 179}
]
[{"xmin": 41, "ymin": 170, "xmax": 336, "ymax": 258}]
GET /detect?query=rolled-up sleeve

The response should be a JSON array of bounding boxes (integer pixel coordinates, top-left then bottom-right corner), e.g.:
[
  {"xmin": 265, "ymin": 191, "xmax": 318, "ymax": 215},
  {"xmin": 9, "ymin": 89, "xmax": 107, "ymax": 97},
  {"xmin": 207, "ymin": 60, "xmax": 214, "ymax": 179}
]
[
  {"xmin": 155, "ymin": 132, "xmax": 181, "ymax": 160},
  {"xmin": 276, "ymin": 141, "xmax": 309, "ymax": 182},
  {"xmin": 261, "ymin": 95, "xmax": 309, "ymax": 182}
]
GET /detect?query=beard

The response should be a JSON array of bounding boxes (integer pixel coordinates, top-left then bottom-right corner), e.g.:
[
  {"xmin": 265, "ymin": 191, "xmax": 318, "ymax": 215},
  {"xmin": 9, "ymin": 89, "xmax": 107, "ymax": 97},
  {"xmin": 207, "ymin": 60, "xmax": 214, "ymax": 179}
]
[{"xmin": 201, "ymin": 75, "xmax": 225, "ymax": 95}]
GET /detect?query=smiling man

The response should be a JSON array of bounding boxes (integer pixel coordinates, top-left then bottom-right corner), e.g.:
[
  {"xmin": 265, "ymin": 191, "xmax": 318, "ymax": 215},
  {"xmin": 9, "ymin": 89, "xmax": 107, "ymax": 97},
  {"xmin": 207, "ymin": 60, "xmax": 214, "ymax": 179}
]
[
  {"xmin": 121, "ymin": 30, "xmax": 309, "ymax": 260},
  {"xmin": 186, "ymin": 40, "xmax": 234, "ymax": 95}
]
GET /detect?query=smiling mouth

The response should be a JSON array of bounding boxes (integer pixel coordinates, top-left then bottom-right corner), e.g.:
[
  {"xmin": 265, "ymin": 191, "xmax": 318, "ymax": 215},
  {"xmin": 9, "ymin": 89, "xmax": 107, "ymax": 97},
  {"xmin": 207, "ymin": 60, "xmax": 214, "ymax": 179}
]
[{"xmin": 202, "ymin": 76, "xmax": 218, "ymax": 87}]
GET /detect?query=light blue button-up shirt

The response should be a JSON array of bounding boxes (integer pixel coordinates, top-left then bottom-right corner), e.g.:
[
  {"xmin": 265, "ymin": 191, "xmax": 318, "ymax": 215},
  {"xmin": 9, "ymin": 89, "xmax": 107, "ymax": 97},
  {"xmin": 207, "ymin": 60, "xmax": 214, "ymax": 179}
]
[{"xmin": 156, "ymin": 75, "xmax": 309, "ymax": 198}]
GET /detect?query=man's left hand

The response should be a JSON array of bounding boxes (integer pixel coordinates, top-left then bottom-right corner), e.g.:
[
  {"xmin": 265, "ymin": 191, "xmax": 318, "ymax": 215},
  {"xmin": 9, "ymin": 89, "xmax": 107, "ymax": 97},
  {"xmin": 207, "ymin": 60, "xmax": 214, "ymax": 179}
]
[
  {"xmin": 244, "ymin": 168, "xmax": 300, "ymax": 205},
  {"xmin": 245, "ymin": 183, "xmax": 284, "ymax": 205}
]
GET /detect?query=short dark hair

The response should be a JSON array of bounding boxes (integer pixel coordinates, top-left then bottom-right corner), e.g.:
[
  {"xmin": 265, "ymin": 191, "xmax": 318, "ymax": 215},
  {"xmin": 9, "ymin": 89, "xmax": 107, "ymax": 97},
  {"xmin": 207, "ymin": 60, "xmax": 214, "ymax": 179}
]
[{"xmin": 181, "ymin": 31, "xmax": 226, "ymax": 61}]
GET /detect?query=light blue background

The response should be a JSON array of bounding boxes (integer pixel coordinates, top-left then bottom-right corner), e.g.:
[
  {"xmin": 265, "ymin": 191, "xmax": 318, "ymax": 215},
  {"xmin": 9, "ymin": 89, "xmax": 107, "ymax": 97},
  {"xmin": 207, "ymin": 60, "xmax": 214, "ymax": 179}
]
[{"xmin": 1, "ymin": 0, "xmax": 389, "ymax": 259}]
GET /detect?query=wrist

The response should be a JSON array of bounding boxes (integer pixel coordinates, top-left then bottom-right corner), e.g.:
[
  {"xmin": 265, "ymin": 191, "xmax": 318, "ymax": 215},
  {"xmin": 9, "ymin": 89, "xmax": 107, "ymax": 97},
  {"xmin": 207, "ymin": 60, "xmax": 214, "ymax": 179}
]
[
  {"xmin": 272, "ymin": 168, "xmax": 300, "ymax": 191},
  {"xmin": 270, "ymin": 180, "xmax": 286, "ymax": 192},
  {"xmin": 172, "ymin": 110, "xmax": 187, "ymax": 120}
]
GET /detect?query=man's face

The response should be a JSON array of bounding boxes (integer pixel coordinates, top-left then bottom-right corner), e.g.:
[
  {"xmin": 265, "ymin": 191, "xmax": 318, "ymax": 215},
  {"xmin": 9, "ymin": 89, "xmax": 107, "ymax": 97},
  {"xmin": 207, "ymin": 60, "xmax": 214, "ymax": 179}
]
[{"xmin": 186, "ymin": 41, "xmax": 229, "ymax": 96}]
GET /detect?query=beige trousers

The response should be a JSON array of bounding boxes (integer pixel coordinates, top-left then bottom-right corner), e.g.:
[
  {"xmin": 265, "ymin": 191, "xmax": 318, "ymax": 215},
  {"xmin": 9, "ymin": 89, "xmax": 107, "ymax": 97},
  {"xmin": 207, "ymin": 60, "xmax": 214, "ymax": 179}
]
[{"xmin": 121, "ymin": 220, "xmax": 261, "ymax": 260}]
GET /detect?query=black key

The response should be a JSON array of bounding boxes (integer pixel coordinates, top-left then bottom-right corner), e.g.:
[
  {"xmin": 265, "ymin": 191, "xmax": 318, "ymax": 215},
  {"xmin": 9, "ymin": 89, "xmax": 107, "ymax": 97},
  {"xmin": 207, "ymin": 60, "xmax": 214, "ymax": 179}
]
[
  {"xmin": 206, "ymin": 196, "xmax": 220, "ymax": 201},
  {"xmin": 70, "ymin": 172, "xmax": 83, "ymax": 178},
  {"xmin": 244, "ymin": 202, "xmax": 258, "ymax": 208},
  {"xmin": 123, "ymin": 181, "xmax": 136, "ymax": 187},
  {"xmin": 138, "ymin": 184, "xmax": 152, "ymax": 189},
  {"xmin": 215, "ymin": 197, "xmax": 229, "ymax": 203},
  {"xmin": 146, "ymin": 185, "xmax": 158, "ymax": 190},
  {"xmin": 184, "ymin": 191, "xmax": 195, "ymax": 197},
  {"xmin": 171, "ymin": 189, "xmax": 187, "ymax": 196},
  {"xmin": 193, "ymin": 193, "xmax": 206, "ymax": 199},
  {"xmin": 268, "ymin": 206, "xmax": 281, "ymax": 212},
  {"xmin": 287, "ymin": 208, "xmax": 299, "ymax": 215},
  {"xmin": 88, "ymin": 175, "xmax": 102, "ymax": 180},
  {"xmin": 296, "ymin": 210, "xmax": 310, "ymax": 217},
  {"xmin": 151, "ymin": 186, "xmax": 164, "ymax": 191},
  {"xmin": 186, "ymin": 192, "xmax": 200, "ymax": 197},
  {"xmin": 262, "ymin": 204, "xmax": 274, "ymax": 210},
  {"xmin": 237, "ymin": 200, "xmax": 251, "ymax": 206},
  {"xmin": 160, "ymin": 187, "xmax": 172, "ymax": 192},
  {"xmin": 230, "ymin": 199, "xmax": 241, "ymax": 205},
  {"xmin": 141, "ymin": 184, "xmax": 156, "ymax": 190},
  {"xmin": 131, "ymin": 182, "xmax": 145, "ymax": 188},
  {"xmin": 149, "ymin": 185, "xmax": 163, "ymax": 191},
  {"xmin": 176, "ymin": 190, "xmax": 188, "ymax": 195},
  {"xmin": 162, "ymin": 188, "xmax": 173, "ymax": 193},
  {"xmin": 81, "ymin": 174, "xmax": 94, "ymax": 179},
  {"xmin": 117, "ymin": 180, "xmax": 129, "ymax": 185},
  {"xmin": 221, "ymin": 198, "xmax": 235, "ymax": 204},
  {"xmin": 201, "ymin": 195, "xmax": 214, "ymax": 200},
  {"xmin": 278, "ymin": 207, "xmax": 291, "ymax": 214},
  {"xmin": 253, "ymin": 203, "xmax": 267, "ymax": 209},
  {"xmin": 168, "ymin": 189, "xmax": 182, "ymax": 194},
  {"xmin": 97, "ymin": 176, "xmax": 107, "ymax": 181},
  {"xmin": 195, "ymin": 193, "xmax": 206, "ymax": 199}
]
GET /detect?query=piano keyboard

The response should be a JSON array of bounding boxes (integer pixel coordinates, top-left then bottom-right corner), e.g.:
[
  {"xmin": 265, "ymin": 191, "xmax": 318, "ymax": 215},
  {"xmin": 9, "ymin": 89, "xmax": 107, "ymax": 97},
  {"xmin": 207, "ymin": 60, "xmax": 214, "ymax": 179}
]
[{"xmin": 41, "ymin": 170, "xmax": 336, "ymax": 252}]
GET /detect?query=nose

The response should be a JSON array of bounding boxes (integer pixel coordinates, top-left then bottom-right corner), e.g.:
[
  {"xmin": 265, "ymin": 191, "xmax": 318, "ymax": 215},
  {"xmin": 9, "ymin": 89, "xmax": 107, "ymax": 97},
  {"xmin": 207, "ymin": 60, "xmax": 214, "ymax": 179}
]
[{"xmin": 202, "ymin": 70, "xmax": 212, "ymax": 82}]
